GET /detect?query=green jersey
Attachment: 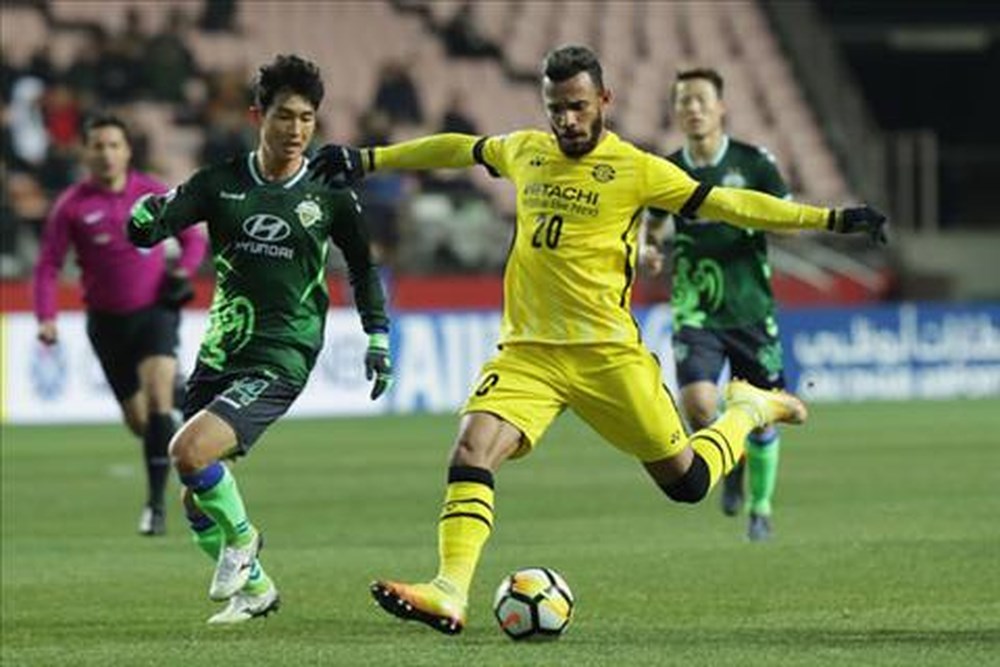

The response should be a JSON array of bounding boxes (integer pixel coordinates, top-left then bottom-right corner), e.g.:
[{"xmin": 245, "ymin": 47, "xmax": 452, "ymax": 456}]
[
  {"xmin": 650, "ymin": 136, "xmax": 789, "ymax": 329},
  {"xmin": 130, "ymin": 152, "xmax": 388, "ymax": 386}
]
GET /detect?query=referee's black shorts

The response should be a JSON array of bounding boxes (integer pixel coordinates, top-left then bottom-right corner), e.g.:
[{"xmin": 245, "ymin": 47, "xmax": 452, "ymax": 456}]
[{"xmin": 86, "ymin": 305, "xmax": 180, "ymax": 402}]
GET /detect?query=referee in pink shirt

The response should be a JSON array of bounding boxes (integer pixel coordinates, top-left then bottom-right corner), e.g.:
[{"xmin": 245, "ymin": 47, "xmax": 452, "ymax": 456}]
[{"xmin": 33, "ymin": 114, "xmax": 207, "ymax": 536}]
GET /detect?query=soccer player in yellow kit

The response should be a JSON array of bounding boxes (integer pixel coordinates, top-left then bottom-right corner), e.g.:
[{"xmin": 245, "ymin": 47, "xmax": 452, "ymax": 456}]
[{"xmin": 310, "ymin": 45, "xmax": 887, "ymax": 635}]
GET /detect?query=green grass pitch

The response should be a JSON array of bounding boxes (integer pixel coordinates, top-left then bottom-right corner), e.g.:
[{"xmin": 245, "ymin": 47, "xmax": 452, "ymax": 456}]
[{"xmin": 3, "ymin": 401, "xmax": 998, "ymax": 666}]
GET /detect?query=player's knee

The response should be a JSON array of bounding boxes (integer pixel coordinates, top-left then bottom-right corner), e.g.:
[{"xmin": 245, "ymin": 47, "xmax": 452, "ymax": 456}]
[
  {"xmin": 169, "ymin": 430, "xmax": 212, "ymax": 473},
  {"xmin": 685, "ymin": 404, "xmax": 718, "ymax": 431},
  {"xmin": 659, "ymin": 455, "xmax": 711, "ymax": 504},
  {"xmin": 451, "ymin": 432, "xmax": 490, "ymax": 468}
]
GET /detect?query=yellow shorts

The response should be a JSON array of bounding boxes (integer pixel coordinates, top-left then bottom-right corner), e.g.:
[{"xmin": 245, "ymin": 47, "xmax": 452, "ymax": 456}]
[{"xmin": 462, "ymin": 343, "xmax": 687, "ymax": 462}]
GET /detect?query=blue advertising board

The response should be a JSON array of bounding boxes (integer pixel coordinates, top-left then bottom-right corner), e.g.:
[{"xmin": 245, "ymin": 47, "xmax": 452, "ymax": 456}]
[{"xmin": 778, "ymin": 303, "xmax": 1000, "ymax": 401}]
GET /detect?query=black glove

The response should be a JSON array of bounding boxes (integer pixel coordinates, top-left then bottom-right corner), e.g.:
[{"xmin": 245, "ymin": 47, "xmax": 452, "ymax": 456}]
[
  {"xmin": 828, "ymin": 206, "xmax": 888, "ymax": 245},
  {"xmin": 159, "ymin": 273, "xmax": 195, "ymax": 309},
  {"xmin": 364, "ymin": 332, "xmax": 393, "ymax": 400},
  {"xmin": 308, "ymin": 144, "xmax": 366, "ymax": 187}
]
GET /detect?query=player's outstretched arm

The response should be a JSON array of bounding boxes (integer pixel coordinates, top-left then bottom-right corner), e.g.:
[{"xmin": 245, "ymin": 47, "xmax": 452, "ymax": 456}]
[
  {"xmin": 698, "ymin": 186, "xmax": 889, "ymax": 244},
  {"xmin": 309, "ymin": 133, "xmax": 481, "ymax": 186}
]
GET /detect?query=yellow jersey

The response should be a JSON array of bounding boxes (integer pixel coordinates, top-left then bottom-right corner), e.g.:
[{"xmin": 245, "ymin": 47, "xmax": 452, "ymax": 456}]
[{"xmin": 477, "ymin": 129, "xmax": 703, "ymax": 345}]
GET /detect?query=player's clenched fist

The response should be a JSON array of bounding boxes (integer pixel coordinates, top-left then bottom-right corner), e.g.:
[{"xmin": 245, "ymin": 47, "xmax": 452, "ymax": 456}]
[{"xmin": 827, "ymin": 205, "xmax": 889, "ymax": 245}]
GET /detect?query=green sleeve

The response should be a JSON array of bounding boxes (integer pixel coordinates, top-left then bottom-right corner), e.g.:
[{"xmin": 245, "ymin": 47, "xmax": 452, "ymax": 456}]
[
  {"xmin": 128, "ymin": 168, "xmax": 212, "ymax": 246},
  {"xmin": 329, "ymin": 188, "xmax": 389, "ymax": 334}
]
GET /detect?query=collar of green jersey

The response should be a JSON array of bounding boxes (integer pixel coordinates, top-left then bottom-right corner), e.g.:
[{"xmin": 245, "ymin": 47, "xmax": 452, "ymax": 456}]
[
  {"xmin": 247, "ymin": 151, "xmax": 310, "ymax": 188},
  {"xmin": 681, "ymin": 134, "xmax": 730, "ymax": 170}
]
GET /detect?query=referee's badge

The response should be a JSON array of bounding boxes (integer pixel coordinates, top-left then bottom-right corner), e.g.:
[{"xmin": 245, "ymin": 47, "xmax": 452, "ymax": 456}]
[{"xmin": 295, "ymin": 197, "xmax": 323, "ymax": 228}]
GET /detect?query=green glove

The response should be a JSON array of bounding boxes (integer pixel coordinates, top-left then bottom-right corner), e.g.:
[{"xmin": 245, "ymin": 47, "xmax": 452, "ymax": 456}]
[
  {"xmin": 130, "ymin": 193, "xmax": 167, "ymax": 228},
  {"xmin": 364, "ymin": 332, "xmax": 393, "ymax": 400}
]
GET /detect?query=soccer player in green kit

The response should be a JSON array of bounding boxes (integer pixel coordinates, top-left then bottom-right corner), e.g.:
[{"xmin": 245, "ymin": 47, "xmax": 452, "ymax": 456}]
[
  {"xmin": 645, "ymin": 68, "xmax": 796, "ymax": 541},
  {"xmin": 128, "ymin": 55, "xmax": 393, "ymax": 623}
]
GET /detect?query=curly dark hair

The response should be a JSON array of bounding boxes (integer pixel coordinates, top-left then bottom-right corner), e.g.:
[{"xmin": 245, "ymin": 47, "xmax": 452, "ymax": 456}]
[
  {"xmin": 542, "ymin": 45, "xmax": 604, "ymax": 91},
  {"xmin": 253, "ymin": 54, "xmax": 324, "ymax": 112}
]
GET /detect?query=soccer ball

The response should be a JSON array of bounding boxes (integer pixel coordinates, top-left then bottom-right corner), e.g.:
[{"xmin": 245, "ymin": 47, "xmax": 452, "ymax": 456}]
[{"xmin": 492, "ymin": 567, "xmax": 574, "ymax": 641}]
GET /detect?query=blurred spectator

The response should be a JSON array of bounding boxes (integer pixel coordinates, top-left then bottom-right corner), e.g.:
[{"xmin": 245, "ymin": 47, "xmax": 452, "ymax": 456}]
[
  {"xmin": 439, "ymin": 92, "xmax": 478, "ymax": 135},
  {"xmin": 144, "ymin": 8, "xmax": 197, "ymax": 103},
  {"xmin": 97, "ymin": 9, "xmax": 147, "ymax": 103},
  {"xmin": 25, "ymin": 46, "xmax": 54, "ymax": 83},
  {"xmin": 8, "ymin": 76, "xmax": 48, "ymax": 168},
  {"xmin": 64, "ymin": 29, "xmax": 103, "ymax": 108},
  {"xmin": 43, "ymin": 83, "xmax": 81, "ymax": 150},
  {"xmin": 373, "ymin": 60, "xmax": 424, "ymax": 126},
  {"xmin": 199, "ymin": 0, "xmax": 238, "ymax": 33},
  {"xmin": 355, "ymin": 110, "xmax": 410, "ymax": 268},
  {"xmin": 0, "ymin": 173, "xmax": 22, "ymax": 275},
  {"xmin": 0, "ymin": 48, "xmax": 17, "ymax": 102},
  {"xmin": 199, "ymin": 70, "xmax": 253, "ymax": 163},
  {"xmin": 441, "ymin": 1, "xmax": 502, "ymax": 60},
  {"xmin": 2, "ymin": 171, "xmax": 50, "ymax": 276}
]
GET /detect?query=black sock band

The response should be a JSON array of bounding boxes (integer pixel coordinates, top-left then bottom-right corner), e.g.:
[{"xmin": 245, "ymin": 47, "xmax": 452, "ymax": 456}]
[{"xmin": 447, "ymin": 465, "xmax": 494, "ymax": 488}]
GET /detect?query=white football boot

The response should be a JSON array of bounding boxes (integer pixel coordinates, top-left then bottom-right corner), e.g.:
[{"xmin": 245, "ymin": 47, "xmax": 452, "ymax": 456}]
[
  {"xmin": 207, "ymin": 581, "xmax": 280, "ymax": 624},
  {"xmin": 209, "ymin": 529, "xmax": 262, "ymax": 600}
]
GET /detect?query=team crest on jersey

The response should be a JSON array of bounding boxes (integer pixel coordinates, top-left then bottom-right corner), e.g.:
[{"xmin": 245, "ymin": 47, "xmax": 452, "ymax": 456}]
[
  {"xmin": 591, "ymin": 163, "xmax": 615, "ymax": 183},
  {"xmin": 530, "ymin": 155, "xmax": 546, "ymax": 167},
  {"xmin": 294, "ymin": 197, "xmax": 323, "ymax": 228},
  {"xmin": 721, "ymin": 169, "xmax": 747, "ymax": 188}
]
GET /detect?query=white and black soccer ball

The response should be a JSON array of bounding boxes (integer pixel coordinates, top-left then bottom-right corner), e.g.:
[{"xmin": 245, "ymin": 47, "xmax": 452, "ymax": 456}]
[{"xmin": 492, "ymin": 567, "xmax": 574, "ymax": 641}]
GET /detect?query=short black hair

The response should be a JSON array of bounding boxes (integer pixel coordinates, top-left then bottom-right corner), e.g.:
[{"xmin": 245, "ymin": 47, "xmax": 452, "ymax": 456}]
[
  {"xmin": 674, "ymin": 68, "xmax": 725, "ymax": 98},
  {"xmin": 253, "ymin": 54, "xmax": 324, "ymax": 113},
  {"xmin": 82, "ymin": 112, "xmax": 131, "ymax": 145},
  {"xmin": 542, "ymin": 45, "xmax": 604, "ymax": 90}
]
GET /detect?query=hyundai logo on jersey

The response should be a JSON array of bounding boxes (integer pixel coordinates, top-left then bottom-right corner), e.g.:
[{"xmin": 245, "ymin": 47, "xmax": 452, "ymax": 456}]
[{"xmin": 242, "ymin": 214, "xmax": 291, "ymax": 242}]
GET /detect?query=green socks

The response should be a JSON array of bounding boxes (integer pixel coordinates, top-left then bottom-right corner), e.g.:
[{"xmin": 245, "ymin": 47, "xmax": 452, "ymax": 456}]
[
  {"xmin": 747, "ymin": 429, "xmax": 781, "ymax": 516},
  {"xmin": 181, "ymin": 463, "xmax": 255, "ymax": 546}
]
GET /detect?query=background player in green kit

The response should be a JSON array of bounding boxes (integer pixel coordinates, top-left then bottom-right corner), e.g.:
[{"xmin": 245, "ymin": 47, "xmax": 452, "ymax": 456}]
[
  {"xmin": 128, "ymin": 55, "xmax": 392, "ymax": 623},
  {"xmin": 646, "ymin": 68, "xmax": 792, "ymax": 541}
]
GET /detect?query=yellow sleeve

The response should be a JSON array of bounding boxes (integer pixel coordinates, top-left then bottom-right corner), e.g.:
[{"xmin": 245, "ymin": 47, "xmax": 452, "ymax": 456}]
[
  {"xmin": 641, "ymin": 152, "xmax": 702, "ymax": 212},
  {"xmin": 640, "ymin": 151, "xmax": 829, "ymax": 231},
  {"xmin": 699, "ymin": 187, "xmax": 829, "ymax": 231},
  {"xmin": 371, "ymin": 133, "xmax": 480, "ymax": 172},
  {"xmin": 475, "ymin": 134, "xmax": 514, "ymax": 178}
]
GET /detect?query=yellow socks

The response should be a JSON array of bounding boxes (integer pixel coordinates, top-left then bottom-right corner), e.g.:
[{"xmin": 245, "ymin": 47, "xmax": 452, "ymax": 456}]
[
  {"xmin": 689, "ymin": 407, "xmax": 754, "ymax": 488},
  {"xmin": 435, "ymin": 466, "xmax": 495, "ymax": 600}
]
